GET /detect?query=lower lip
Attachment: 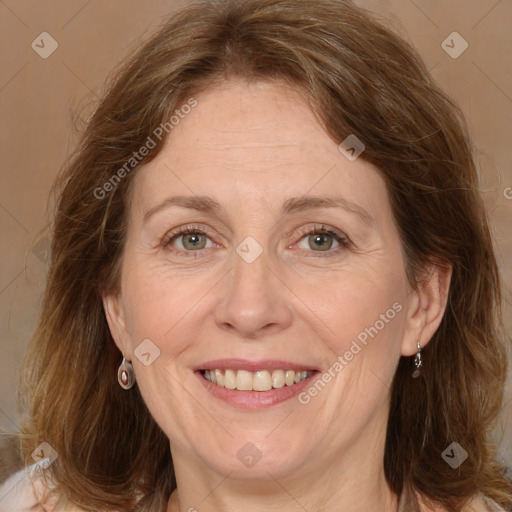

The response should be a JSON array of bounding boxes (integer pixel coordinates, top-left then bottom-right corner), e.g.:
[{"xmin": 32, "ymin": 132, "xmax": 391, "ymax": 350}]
[{"xmin": 195, "ymin": 371, "xmax": 319, "ymax": 409}]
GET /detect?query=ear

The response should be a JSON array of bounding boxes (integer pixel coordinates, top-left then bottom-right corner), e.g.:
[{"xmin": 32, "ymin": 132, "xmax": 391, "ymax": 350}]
[
  {"xmin": 401, "ymin": 262, "xmax": 452, "ymax": 356},
  {"xmin": 103, "ymin": 292, "xmax": 132, "ymax": 358}
]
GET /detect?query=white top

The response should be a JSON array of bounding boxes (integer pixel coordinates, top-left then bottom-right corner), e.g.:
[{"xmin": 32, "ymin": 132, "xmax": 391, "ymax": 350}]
[
  {"xmin": 0, "ymin": 461, "xmax": 82, "ymax": 512},
  {"xmin": 0, "ymin": 461, "xmax": 508, "ymax": 512}
]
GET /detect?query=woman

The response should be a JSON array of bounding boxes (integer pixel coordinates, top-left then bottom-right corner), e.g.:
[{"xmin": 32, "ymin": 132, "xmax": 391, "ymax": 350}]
[{"xmin": 1, "ymin": 0, "xmax": 511, "ymax": 510}]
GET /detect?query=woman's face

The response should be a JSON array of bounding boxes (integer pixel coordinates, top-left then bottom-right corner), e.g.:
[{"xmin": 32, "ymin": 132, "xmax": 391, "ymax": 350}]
[{"xmin": 105, "ymin": 80, "xmax": 433, "ymax": 481}]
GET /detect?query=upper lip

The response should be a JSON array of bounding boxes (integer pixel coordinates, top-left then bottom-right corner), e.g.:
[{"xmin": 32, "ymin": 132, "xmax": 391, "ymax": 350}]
[{"xmin": 194, "ymin": 359, "xmax": 320, "ymax": 372}]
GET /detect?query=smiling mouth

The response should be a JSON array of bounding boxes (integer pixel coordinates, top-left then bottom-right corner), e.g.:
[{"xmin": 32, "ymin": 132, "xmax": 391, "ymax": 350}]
[{"xmin": 200, "ymin": 368, "xmax": 317, "ymax": 391}]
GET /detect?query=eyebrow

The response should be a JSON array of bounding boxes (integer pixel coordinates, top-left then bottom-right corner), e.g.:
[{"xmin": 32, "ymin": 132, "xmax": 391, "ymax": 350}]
[{"xmin": 143, "ymin": 194, "xmax": 374, "ymax": 226}]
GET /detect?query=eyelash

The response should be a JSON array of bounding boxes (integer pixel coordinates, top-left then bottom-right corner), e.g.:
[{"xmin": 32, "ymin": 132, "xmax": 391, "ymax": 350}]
[{"xmin": 161, "ymin": 223, "xmax": 351, "ymax": 258}]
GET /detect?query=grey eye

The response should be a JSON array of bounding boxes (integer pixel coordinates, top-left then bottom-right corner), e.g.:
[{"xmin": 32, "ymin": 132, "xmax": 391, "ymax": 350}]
[{"xmin": 298, "ymin": 232, "xmax": 340, "ymax": 252}]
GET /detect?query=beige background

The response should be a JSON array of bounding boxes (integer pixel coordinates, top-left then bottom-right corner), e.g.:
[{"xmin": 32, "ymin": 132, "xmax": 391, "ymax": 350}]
[{"xmin": 0, "ymin": 0, "xmax": 511, "ymax": 483}]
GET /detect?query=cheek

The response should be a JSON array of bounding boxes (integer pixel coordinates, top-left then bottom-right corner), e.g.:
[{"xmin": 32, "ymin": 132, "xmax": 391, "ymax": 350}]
[
  {"xmin": 294, "ymin": 266, "xmax": 406, "ymax": 322},
  {"xmin": 297, "ymin": 264, "xmax": 407, "ymax": 358},
  {"xmin": 119, "ymin": 260, "xmax": 200, "ymax": 346}
]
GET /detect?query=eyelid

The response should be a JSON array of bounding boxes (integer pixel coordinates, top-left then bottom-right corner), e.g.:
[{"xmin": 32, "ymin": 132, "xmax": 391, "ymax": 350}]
[
  {"xmin": 161, "ymin": 222, "xmax": 351, "ymax": 256},
  {"xmin": 290, "ymin": 224, "xmax": 351, "ymax": 254},
  {"xmin": 161, "ymin": 224, "xmax": 219, "ymax": 252}
]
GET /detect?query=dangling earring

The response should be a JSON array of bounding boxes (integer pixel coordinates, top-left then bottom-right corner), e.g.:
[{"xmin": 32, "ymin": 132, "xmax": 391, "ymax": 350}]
[
  {"xmin": 412, "ymin": 342, "xmax": 422, "ymax": 378},
  {"xmin": 118, "ymin": 357, "xmax": 136, "ymax": 389}
]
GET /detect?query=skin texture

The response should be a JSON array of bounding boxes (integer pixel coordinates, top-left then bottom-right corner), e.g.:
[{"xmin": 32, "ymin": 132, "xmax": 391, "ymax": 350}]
[{"xmin": 103, "ymin": 80, "xmax": 452, "ymax": 512}]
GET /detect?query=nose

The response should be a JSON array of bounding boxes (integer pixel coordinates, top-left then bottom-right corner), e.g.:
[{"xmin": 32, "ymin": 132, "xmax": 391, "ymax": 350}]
[{"xmin": 213, "ymin": 246, "xmax": 293, "ymax": 340}]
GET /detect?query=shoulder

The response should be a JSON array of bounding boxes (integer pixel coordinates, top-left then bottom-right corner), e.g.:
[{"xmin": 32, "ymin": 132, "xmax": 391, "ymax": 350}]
[
  {"xmin": 457, "ymin": 493, "xmax": 508, "ymax": 512},
  {"xmin": 0, "ymin": 462, "xmax": 86, "ymax": 512},
  {"xmin": 0, "ymin": 465, "xmax": 42, "ymax": 512},
  {"xmin": 417, "ymin": 492, "xmax": 508, "ymax": 512}
]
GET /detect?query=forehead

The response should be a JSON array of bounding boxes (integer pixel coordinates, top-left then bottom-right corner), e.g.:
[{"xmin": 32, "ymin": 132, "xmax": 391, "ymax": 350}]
[{"xmin": 130, "ymin": 79, "xmax": 389, "ymax": 221}]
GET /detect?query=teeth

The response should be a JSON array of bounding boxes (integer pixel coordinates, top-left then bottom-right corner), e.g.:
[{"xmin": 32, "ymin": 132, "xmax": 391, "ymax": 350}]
[
  {"xmin": 215, "ymin": 369, "xmax": 224, "ymax": 386},
  {"xmin": 285, "ymin": 370, "xmax": 295, "ymax": 386},
  {"xmin": 253, "ymin": 370, "xmax": 272, "ymax": 391},
  {"xmin": 224, "ymin": 369, "xmax": 236, "ymax": 389},
  {"xmin": 272, "ymin": 369, "xmax": 285, "ymax": 388},
  {"xmin": 202, "ymin": 369, "xmax": 313, "ymax": 391},
  {"xmin": 236, "ymin": 370, "xmax": 253, "ymax": 390}
]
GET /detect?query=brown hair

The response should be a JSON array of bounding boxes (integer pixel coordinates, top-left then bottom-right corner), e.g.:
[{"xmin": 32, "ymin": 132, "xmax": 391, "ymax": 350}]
[{"xmin": 16, "ymin": 0, "xmax": 512, "ymax": 511}]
